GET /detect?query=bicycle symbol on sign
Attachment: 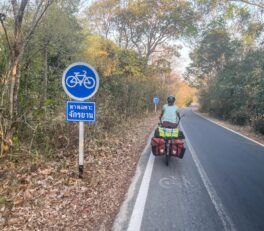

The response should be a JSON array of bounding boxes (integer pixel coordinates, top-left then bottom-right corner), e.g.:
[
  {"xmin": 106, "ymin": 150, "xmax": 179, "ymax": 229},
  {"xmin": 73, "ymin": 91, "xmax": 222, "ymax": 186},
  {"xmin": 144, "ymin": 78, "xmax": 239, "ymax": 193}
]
[{"xmin": 66, "ymin": 71, "xmax": 95, "ymax": 89}]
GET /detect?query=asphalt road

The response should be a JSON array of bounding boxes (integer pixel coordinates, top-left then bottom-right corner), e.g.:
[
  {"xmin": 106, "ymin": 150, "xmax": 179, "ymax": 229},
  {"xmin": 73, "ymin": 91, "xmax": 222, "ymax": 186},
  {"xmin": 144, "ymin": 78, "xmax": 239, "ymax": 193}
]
[{"xmin": 114, "ymin": 109, "xmax": 264, "ymax": 231}]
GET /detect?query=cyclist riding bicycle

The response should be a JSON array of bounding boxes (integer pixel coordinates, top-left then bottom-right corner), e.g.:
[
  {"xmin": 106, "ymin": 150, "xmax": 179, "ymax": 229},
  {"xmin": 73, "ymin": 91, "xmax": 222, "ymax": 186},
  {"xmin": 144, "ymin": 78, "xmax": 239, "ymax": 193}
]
[{"xmin": 159, "ymin": 96, "xmax": 181, "ymax": 128}]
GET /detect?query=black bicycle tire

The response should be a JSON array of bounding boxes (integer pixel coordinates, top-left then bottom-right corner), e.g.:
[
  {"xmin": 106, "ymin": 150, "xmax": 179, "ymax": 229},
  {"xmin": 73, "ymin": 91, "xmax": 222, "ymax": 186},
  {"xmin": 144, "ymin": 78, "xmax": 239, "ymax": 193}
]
[
  {"xmin": 165, "ymin": 141, "xmax": 170, "ymax": 166},
  {"xmin": 165, "ymin": 154, "xmax": 169, "ymax": 166}
]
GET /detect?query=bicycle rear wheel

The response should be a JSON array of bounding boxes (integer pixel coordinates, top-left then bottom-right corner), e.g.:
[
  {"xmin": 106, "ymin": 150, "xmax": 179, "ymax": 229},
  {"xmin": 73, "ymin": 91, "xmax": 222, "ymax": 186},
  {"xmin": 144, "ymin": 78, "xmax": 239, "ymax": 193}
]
[
  {"xmin": 165, "ymin": 142, "xmax": 170, "ymax": 166},
  {"xmin": 165, "ymin": 154, "xmax": 170, "ymax": 166}
]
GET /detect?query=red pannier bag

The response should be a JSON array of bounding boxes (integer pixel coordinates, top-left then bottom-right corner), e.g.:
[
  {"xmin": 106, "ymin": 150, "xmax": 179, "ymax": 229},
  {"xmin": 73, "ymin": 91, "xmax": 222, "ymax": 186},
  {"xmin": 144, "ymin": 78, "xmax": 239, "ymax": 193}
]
[
  {"xmin": 171, "ymin": 139, "xmax": 186, "ymax": 159},
  {"xmin": 151, "ymin": 138, "xmax": 165, "ymax": 156}
]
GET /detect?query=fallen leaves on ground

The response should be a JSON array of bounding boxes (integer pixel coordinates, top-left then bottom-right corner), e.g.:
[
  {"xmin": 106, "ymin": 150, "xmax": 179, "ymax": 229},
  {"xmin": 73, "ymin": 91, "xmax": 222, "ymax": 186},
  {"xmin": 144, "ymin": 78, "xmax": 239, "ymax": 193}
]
[{"xmin": 0, "ymin": 114, "xmax": 158, "ymax": 231}]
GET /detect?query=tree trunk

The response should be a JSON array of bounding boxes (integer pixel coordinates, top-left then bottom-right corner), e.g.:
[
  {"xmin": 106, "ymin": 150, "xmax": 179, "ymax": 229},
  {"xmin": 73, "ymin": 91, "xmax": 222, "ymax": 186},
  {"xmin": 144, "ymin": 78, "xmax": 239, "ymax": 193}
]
[
  {"xmin": 9, "ymin": 60, "xmax": 20, "ymax": 120},
  {"xmin": 13, "ymin": 60, "xmax": 22, "ymax": 118},
  {"xmin": 0, "ymin": 0, "xmax": 54, "ymax": 155},
  {"xmin": 40, "ymin": 44, "xmax": 48, "ymax": 108}
]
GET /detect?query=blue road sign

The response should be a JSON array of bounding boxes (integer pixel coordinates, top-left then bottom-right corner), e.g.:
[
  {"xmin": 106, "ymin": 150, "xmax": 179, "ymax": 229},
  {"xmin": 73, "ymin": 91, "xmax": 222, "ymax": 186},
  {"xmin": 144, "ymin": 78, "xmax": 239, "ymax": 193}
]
[
  {"xmin": 66, "ymin": 101, "xmax": 96, "ymax": 122},
  {"xmin": 62, "ymin": 62, "xmax": 99, "ymax": 101},
  {"xmin": 153, "ymin": 96, "xmax": 159, "ymax": 105}
]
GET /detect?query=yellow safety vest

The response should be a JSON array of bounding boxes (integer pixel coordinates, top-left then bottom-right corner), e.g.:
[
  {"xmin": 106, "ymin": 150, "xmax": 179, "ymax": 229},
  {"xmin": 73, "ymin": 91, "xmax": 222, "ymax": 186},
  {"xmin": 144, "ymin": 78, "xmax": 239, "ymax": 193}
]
[{"xmin": 158, "ymin": 127, "xmax": 179, "ymax": 138}]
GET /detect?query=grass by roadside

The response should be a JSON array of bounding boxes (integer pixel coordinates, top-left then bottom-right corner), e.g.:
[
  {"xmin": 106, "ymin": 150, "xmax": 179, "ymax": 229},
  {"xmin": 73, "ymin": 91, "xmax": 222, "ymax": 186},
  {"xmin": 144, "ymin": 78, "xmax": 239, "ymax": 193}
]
[
  {"xmin": 195, "ymin": 111, "xmax": 264, "ymax": 146},
  {"xmin": 0, "ymin": 114, "xmax": 159, "ymax": 231}
]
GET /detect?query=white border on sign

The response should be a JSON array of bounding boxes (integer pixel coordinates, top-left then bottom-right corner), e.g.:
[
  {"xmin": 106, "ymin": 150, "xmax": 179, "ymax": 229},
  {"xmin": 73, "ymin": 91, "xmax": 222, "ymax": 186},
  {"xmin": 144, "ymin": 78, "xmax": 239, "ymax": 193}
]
[
  {"xmin": 62, "ymin": 62, "xmax": 100, "ymax": 101},
  {"xmin": 66, "ymin": 101, "xmax": 96, "ymax": 122}
]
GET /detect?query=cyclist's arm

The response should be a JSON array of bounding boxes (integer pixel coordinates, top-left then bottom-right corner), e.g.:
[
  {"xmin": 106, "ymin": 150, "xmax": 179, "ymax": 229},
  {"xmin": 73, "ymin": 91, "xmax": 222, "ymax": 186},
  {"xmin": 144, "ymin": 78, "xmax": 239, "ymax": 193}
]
[
  {"xmin": 159, "ymin": 110, "xmax": 164, "ymax": 123},
  {"xmin": 176, "ymin": 111, "xmax": 181, "ymax": 120}
]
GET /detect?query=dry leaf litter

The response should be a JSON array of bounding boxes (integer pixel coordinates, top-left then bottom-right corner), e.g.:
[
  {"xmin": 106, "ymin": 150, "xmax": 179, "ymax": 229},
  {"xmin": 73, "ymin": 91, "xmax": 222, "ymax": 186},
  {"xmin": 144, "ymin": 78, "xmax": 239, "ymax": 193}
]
[{"xmin": 0, "ymin": 115, "xmax": 158, "ymax": 231}]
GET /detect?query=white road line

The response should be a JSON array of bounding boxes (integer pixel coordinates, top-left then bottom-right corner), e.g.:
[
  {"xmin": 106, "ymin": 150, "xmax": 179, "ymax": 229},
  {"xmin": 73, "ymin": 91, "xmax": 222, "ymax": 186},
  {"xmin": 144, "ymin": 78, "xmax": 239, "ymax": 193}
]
[
  {"xmin": 112, "ymin": 133, "xmax": 153, "ymax": 231},
  {"xmin": 127, "ymin": 153, "xmax": 155, "ymax": 231},
  {"xmin": 194, "ymin": 111, "xmax": 264, "ymax": 148},
  {"xmin": 180, "ymin": 124, "xmax": 237, "ymax": 231}
]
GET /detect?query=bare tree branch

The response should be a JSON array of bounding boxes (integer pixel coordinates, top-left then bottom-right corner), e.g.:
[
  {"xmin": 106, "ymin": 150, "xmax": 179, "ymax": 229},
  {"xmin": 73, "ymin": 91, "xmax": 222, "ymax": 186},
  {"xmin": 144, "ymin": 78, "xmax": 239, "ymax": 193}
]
[
  {"xmin": 17, "ymin": 0, "xmax": 28, "ymax": 26},
  {"xmin": 0, "ymin": 14, "xmax": 12, "ymax": 54},
  {"xmin": 11, "ymin": 0, "xmax": 19, "ymax": 18},
  {"xmin": 230, "ymin": 0, "xmax": 264, "ymax": 9},
  {"xmin": 16, "ymin": 1, "xmax": 55, "ymax": 63}
]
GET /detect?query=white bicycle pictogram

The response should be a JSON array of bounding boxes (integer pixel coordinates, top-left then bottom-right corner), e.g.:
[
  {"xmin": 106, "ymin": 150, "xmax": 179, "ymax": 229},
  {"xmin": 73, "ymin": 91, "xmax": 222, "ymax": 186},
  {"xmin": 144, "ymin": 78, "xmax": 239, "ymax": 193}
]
[{"xmin": 66, "ymin": 71, "xmax": 96, "ymax": 89}]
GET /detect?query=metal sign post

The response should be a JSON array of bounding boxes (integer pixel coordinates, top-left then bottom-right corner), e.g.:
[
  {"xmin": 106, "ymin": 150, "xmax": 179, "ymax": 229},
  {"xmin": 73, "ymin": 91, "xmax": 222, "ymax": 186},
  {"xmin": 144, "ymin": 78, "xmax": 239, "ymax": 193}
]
[
  {"xmin": 66, "ymin": 101, "xmax": 96, "ymax": 178},
  {"xmin": 79, "ymin": 121, "xmax": 84, "ymax": 177},
  {"xmin": 62, "ymin": 63, "xmax": 99, "ymax": 178},
  {"xmin": 153, "ymin": 96, "xmax": 159, "ymax": 113}
]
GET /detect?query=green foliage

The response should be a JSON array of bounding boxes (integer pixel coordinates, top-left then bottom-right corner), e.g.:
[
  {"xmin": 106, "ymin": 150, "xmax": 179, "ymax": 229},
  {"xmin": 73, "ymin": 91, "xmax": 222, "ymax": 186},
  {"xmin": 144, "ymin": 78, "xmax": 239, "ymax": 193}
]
[
  {"xmin": 95, "ymin": 75, "xmax": 164, "ymax": 130},
  {"xmin": 186, "ymin": 26, "xmax": 243, "ymax": 87},
  {"xmin": 0, "ymin": 35, "xmax": 8, "ymax": 76},
  {"xmin": 230, "ymin": 110, "xmax": 249, "ymax": 126},
  {"xmin": 87, "ymin": 0, "xmax": 199, "ymax": 61},
  {"xmin": 115, "ymin": 50, "xmax": 147, "ymax": 78},
  {"xmin": 80, "ymin": 34, "xmax": 165, "ymax": 130},
  {"xmin": 253, "ymin": 116, "xmax": 264, "ymax": 135},
  {"xmin": 0, "ymin": 1, "xmax": 170, "ymax": 159},
  {"xmin": 192, "ymin": 25, "xmax": 264, "ymax": 132}
]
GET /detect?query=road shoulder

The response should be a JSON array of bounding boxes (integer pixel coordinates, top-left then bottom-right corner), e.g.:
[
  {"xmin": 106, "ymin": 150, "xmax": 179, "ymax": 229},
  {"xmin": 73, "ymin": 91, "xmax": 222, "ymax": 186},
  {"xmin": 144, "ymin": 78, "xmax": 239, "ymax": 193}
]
[{"xmin": 112, "ymin": 131, "xmax": 154, "ymax": 231}]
